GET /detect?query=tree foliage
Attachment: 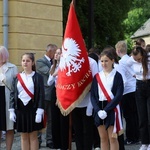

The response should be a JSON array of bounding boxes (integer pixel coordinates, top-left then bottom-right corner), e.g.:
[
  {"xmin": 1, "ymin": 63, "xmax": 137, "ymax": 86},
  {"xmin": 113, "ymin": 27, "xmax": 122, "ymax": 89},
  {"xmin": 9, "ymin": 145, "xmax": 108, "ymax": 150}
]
[
  {"xmin": 93, "ymin": 0, "xmax": 131, "ymax": 49},
  {"xmin": 123, "ymin": 0, "xmax": 150, "ymax": 52},
  {"xmin": 63, "ymin": 0, "xmax": 150, "ymax": 51}
]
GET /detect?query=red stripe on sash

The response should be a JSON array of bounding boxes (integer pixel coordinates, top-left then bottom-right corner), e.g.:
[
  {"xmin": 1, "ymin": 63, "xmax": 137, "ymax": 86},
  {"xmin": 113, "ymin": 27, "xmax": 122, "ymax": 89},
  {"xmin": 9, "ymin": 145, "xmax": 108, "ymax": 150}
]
[
  {"xmin": 95, "ymin": 73, "xmax": 121, "ymax": 134},
  {"xmin": 17, "ymin": 73, "xmax": 34, "ymax": 99}
]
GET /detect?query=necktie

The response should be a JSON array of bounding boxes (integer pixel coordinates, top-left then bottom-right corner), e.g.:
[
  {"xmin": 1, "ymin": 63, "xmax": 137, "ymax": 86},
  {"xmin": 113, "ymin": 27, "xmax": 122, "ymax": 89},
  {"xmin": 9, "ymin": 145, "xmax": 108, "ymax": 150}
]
[{"xmin": 50, "ymin": 59, "xmax": 53, "ymax": 65}]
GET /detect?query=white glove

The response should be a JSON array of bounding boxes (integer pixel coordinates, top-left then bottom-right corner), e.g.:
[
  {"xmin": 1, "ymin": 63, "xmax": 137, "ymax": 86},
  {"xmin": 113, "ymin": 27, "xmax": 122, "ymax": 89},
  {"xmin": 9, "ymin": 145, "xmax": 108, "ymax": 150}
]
[
  {"xmin": 98, "ymin": 110, "xmax": 107, "ymax": 120},
  {"xmin": 9, "ymin": 109, "xmax": 16, "ymax": 122},
  {"xmin": 35, "ymin": 108, "xmax": 44, "ymax": 123},
  {"xmin": 35, "ymin": 114, "xmax": 42, "ymax": 123}
]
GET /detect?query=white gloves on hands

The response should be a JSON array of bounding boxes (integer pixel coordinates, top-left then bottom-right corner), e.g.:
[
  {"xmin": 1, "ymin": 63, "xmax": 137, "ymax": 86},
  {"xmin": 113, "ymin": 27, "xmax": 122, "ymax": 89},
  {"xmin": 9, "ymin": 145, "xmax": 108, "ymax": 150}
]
[
  {"xmin": 35, "ymin": 108, "xmax": 44, "ymax": 123},
  {"xmin": 35, "ymin": 114, "xmax": 42, "ymax": 123},
  {"xmin": 98, "ymin": 110, "xmax": 107, "ymax": 120},
  {"xmin": 9, "ymin": 109, "xmax": 16, "ymax": 122}
]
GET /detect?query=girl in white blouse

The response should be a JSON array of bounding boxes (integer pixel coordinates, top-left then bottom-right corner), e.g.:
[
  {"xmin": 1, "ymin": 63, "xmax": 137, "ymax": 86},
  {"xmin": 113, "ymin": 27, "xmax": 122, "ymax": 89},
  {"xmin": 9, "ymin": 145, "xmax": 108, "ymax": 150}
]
[
  {"xmin": 126, "ymin": 46, "xmax": 150, "ymax": 150},
  {"xmin": 9, "ymin": 53, "xmax": 45, "ymax": 150},
  {"xmin": 91, "ymin": 50, "xmax": 124, "ymax": 150}
]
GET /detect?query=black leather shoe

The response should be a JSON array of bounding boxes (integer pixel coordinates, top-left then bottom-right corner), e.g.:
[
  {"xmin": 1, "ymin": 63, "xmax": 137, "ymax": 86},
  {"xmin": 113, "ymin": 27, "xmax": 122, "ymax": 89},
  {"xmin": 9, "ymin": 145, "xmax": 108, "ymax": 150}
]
[
  {"xmin": 39, "ymin": 142, "xmax": 42, "ymax": 149},
  {"xmin": 46, "ymin": 143, "xmax": 54, "ymax": 149}
]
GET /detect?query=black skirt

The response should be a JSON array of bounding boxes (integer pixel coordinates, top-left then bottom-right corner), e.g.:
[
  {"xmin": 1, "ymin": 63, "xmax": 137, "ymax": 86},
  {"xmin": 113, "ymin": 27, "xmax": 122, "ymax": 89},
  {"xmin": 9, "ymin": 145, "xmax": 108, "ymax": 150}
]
[
  {"xmin": 0, "ymin": 86, "xmax": 6, "ymax": 131},
  {"xmin": 15, "ymin": 99, "xmax": 44, "ymax": 133},
  {"xmin": 93, "ymin": 101, "xmax": 115, "ymax": 128}
]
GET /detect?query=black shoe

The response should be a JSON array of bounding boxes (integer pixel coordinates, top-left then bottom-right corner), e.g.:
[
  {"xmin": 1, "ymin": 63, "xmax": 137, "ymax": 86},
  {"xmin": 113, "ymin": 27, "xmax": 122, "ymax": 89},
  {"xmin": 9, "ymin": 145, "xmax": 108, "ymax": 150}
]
[
  {"xmin": 39, "ymin": 142, "xmax": 42, "ymax": 149},
  {"xmin": 46, "ymin": 143, "xmax": 54, "ymax": 149}
]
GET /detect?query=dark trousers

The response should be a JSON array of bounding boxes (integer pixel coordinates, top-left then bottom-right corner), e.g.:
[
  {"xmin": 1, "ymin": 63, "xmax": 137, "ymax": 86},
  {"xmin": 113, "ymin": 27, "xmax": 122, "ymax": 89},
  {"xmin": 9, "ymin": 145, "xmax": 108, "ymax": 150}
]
[
  {"xmin": 135, "ymin": 80, "xmax": 150, "ymax": 144},
  {"xmin": 118, "ymin": 134, "xmax": 125, "ymax": 150},
  {"xmin": 118, "ymin": 100, "xmax": 125, "ymax": 150},
  {"xmin": 93, "ymin": 124, "xmax": 100, "ymax": 148},
  {"xmin": 51, "ymin": 87, "xmax": 69, "ymax": 150},
  {"xmin": 72, "ymin": 107, "xmax": 93, "ymax": 150},
  {"xmin": 122, "ymin": 92, "xmax": 139, "ymax": 141},
  {"xmin": 44, "ymin": 100, "xmax": 53, "ymax": 144},
  {"xmin": 38, "ymin": 100, "xmax": 53, "ymax": 145},
  {"xmin": 51, "ymin": 104, "xmax": 69, "ymax": 149}
]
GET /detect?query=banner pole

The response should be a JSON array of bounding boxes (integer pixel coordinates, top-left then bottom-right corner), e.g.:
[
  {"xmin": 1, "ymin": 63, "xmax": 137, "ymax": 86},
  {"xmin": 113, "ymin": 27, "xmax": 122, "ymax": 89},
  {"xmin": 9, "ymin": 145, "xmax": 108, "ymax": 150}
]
[{"xmin": 68, "ymin": 112, "xmax": 72, "ymax": 150}]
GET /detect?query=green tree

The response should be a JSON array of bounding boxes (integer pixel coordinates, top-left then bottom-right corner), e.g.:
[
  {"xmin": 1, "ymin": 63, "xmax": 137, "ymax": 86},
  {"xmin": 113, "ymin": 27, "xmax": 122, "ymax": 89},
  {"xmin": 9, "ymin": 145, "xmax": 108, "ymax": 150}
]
[
  {"xmin": 123, "ymin": 0, "xmax": 150, "ymax": 52},
  {"xmin": 63, "ymin": 0, "xmax": 132, "ymax": 50}
]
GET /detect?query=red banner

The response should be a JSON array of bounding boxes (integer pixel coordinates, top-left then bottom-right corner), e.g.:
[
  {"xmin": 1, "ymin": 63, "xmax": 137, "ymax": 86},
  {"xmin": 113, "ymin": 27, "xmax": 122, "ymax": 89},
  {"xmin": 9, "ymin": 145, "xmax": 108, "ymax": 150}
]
[{"xmin": 56, "ymin": 2, "xmax": 92, "ymax": 116}]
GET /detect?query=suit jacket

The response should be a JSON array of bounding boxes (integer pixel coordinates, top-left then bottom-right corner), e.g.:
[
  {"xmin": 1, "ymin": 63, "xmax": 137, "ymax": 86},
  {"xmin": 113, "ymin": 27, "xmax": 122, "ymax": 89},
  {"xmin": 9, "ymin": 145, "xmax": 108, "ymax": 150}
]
[
  {"xmin": 36, "ymin": 56, "xmax": 54, "ymax": 101},
  {"xmin": 9, "ymin": 72, "xmax": 45, "ymax": 109}
]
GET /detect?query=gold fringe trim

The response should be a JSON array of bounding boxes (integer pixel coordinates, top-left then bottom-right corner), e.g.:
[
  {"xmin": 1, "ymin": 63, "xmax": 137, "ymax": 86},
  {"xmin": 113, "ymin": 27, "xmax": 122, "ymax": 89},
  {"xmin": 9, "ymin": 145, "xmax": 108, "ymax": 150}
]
[
  {"xmin": 57, "ymin": 82, "xmax": 92, "ymax": 116},
  {"xmin": 112, "ymin": 133, "xmax": 117, "ymax": 138},
  {"xmin": 111, "ymin": 129, "xmax": 124, "ymax": 138},
  {"xmin": 118, "ymin": 129, "xmax": 124, "ymax": 136}
]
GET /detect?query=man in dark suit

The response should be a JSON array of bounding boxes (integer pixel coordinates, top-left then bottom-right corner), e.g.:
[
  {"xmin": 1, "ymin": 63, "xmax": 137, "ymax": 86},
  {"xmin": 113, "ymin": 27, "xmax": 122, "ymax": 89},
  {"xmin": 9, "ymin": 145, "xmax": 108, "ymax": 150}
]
[{"xmin": 36, "ymin": 44, "xmax": 57, "ymax": 148}]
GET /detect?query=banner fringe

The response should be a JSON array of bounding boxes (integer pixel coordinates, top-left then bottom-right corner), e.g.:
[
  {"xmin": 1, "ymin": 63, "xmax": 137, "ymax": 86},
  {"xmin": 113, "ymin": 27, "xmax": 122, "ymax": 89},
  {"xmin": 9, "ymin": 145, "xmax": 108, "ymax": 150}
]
[
  {"xmin": 57, "ymin": 82, "xmax": 92, "ymax": 116},
  {"xmin": 112, "ymin": 129, "xmax": 124, "ymax": 138}
]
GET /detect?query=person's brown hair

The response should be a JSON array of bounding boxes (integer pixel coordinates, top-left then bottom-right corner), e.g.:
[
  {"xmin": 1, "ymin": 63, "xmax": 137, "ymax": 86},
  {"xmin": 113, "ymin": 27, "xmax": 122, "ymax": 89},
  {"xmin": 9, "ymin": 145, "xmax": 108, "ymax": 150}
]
[
  {"xmin": 132, "ymin": 46, "xmax": 148, "ymax": 80},
  {"xmin": 134, "ymin": 38, "xmax": 145, "ymax": 48},
  {"xmin": 103, "ymin": 45, "xmax": 118, "ymax": 64},
  {"xmin": 145, "ymin": 44, "xmax": 150, "ymax": 52}
]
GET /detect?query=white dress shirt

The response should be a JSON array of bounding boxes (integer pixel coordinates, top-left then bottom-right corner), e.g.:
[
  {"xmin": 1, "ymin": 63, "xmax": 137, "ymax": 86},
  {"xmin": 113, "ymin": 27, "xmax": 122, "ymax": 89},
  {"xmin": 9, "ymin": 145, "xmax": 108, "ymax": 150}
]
[
  {"xmin": 98, "ymin": 69, "xmax": 116, "ymax": 101},
  {"xmin": 77, "ymin": 57, "xmax": 99, "ymax": 108},
  {"xmin": 47, "ymin": 64, "xmax": 59, "ymax": 86},
  {"xmin": 0, "ymin": 64, "xmax": 7, "ymax": 86},
  {"xmin": 126, "ymin": 56, "xmax": 150, "ymax": 80},
  {"xmin": 17, "ymin": 71, "xmax": 35, "ymax": 105},
  {"xmin": 118, "ymin": 54, "xmax": 136, "ymax": 94}
]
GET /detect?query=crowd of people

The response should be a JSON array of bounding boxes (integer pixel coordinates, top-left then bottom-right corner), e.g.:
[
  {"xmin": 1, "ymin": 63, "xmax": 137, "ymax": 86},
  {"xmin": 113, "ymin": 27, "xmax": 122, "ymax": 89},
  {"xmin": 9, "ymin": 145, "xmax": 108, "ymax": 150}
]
[{"xmin": 0, "ymin": 38, "xmax": 150, "ymax": 150}]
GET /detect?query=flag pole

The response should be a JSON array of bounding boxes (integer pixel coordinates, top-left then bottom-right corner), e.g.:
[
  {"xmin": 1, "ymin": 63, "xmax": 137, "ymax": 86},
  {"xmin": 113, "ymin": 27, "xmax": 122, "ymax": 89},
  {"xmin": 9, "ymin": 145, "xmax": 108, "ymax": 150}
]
[
  {"xmin": 68, "ymin": 112, "xmax": 72, "ymax": 150},
  {"xmin": 68, "ymin": 2, "xmax": 76, "ymax": 150}
]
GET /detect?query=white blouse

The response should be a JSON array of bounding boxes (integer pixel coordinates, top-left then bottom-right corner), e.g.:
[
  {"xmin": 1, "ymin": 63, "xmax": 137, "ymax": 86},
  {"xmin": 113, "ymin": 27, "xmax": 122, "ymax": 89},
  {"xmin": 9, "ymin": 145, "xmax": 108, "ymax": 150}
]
[
  {"xmin": 98, "ymin": 69, "xmax": 116, "ymax": 101},
  {"xmin": 126, "ymin": 56, "xmax": 150, "ymax": 80},
  {"xmin": 17, "ymin": 71, "xmax": 35, "ymax": 105},
  {"xmin": 47, "ymin": 64, "xmax": 59, "ymax": 86},
  {"xmin": 0, "ymin": 63, "xmax": 7, "ymax": 86}
]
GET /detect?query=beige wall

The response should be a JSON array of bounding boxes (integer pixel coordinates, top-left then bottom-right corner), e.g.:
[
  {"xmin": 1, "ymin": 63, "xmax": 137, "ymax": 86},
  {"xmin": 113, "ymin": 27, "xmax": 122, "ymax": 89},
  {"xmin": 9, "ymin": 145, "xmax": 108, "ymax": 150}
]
[
  {"xmin": 0, "ymin": 1, "xmax": 2, "ymax": 44},
  {"xmin": 0, "ymin": 0, "xmax": 63, "ymax": 70}
]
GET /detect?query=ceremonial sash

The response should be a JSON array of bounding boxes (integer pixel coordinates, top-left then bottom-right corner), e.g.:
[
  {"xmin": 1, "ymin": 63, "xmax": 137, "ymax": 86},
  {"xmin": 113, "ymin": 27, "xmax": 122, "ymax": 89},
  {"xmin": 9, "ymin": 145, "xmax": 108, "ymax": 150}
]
[
  {"xmin": 96, "ymin": 73, "xmax": 123, "ymax": 138},
  {"xmin": 17, "ymin": 73, "xmax": 47, "ymax": 127},
  {"xmin": 17, "ymin": 73, "xmax": 34, "ymax": 99}
]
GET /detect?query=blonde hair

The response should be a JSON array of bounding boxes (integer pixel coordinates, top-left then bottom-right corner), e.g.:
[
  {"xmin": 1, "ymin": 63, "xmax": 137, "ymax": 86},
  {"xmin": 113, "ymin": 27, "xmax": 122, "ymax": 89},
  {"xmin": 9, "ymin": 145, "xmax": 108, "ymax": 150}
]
[
  {"xmin": 115, "ymin": 41, "xmax": 127, "ymax": 54},
  {"xmin": 0, "ymin": 46, "xmax": 9, "ymax": 63}
]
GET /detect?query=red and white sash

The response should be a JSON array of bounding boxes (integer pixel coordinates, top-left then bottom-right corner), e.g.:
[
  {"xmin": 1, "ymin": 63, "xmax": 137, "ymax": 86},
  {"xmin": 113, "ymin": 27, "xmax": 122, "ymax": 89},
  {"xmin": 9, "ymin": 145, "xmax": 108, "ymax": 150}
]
[
  {"xmin": 96, "ymin": 73, "xmax": 123, "ymax": 138},
  {"xmin": 17, "ymin": 73, "xmax": 34, "ymax": 99},
  {"xmin": 17, "ymin": 73, "xmax": 47, "ymax": 127}
]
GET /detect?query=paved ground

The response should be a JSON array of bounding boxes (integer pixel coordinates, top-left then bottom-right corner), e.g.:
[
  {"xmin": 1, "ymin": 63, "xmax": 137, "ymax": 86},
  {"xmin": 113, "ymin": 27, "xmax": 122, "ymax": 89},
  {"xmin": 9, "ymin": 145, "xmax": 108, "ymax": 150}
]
[{"xmin": 0, "ymin": 131, "xmax": 142, "ymax": 150}]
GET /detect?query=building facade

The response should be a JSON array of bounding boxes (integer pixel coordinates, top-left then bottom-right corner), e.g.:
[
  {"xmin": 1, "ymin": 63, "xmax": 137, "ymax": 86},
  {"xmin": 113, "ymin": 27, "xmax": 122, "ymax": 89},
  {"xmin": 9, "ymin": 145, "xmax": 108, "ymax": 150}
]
[
  {"xmin": 131, "ymin": 18, "xmax": 150, "ymax": 45},
  {"xmin": 0, "ymin": 0, "xmax": 63, "ymax": 69}
]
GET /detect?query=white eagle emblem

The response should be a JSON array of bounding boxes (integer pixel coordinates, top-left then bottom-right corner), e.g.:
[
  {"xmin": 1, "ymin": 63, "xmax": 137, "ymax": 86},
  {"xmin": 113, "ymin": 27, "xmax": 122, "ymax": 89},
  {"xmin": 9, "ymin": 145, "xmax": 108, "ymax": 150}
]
[{"xmin": 59, "ymin": 38, "xmax": 85, "ymax": 76}]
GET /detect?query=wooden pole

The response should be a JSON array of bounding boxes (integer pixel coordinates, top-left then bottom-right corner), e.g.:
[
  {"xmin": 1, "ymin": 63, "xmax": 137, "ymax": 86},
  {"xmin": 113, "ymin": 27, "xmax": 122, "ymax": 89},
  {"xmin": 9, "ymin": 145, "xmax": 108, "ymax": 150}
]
[
  {"xmin": 68, "ymin": 1, "xmax": 76, "ymax": 150},
  {"xmin": 68, "ymin": 112, "xmax": 72, "ymax": 150}
]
